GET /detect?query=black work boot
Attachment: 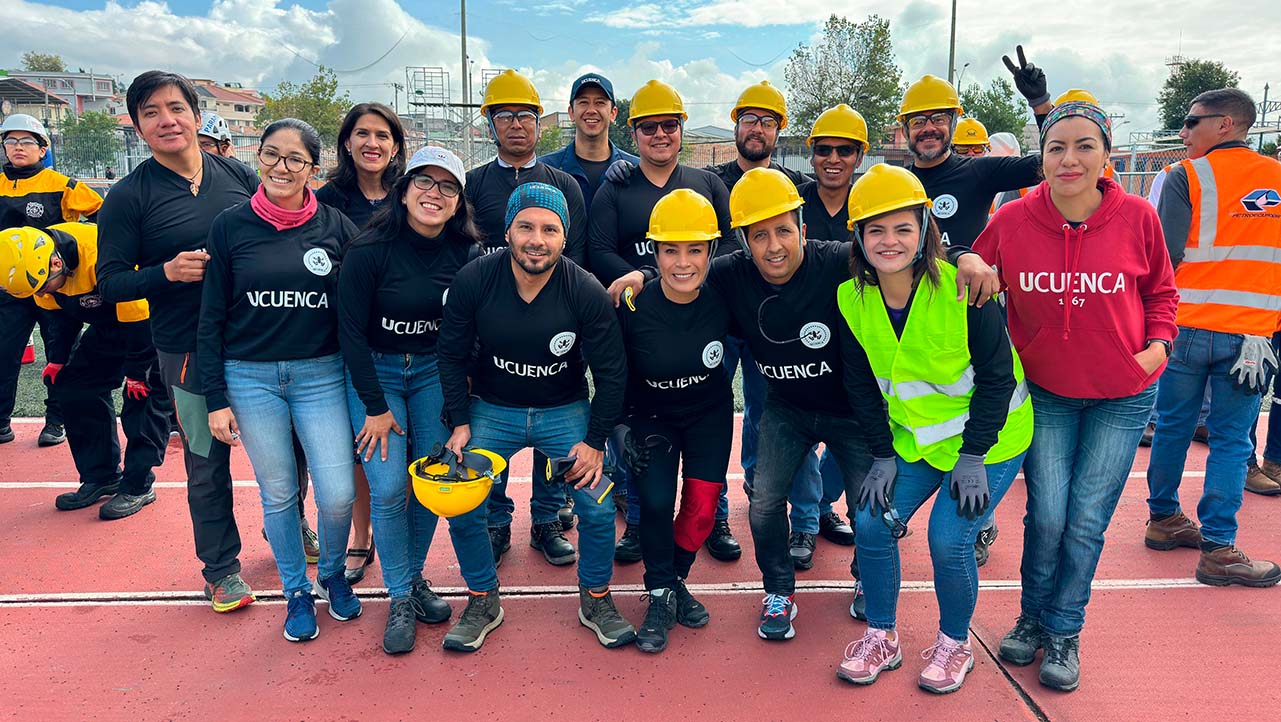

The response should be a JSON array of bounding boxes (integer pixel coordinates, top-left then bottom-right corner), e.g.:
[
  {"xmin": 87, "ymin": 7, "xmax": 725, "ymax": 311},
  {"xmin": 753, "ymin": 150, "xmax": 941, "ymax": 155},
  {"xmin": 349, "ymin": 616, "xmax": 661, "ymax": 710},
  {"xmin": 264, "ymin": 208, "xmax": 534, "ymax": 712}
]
[
  {"xmin": 530, "ymin": 521, "xmax": 578, "ymax": 565},
  {"xmin": 636, "ymin": 589, "xmax": 677, "ymax": 654}
]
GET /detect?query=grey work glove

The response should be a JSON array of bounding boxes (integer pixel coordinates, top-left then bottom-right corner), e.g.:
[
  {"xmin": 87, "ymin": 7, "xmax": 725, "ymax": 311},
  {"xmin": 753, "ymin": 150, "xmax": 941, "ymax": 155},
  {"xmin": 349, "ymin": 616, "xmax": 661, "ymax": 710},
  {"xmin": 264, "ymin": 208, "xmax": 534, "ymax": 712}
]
[
  {"xmin": 949, "ymin": 453, "xmax": 991, "ymax": 520},
  {"xmin": 1001, "ymin": 45, "xmax": 1050, "ymax": 106},
  {"xmin": 604, "ymin": 159, "xmax": 637, "ymax": 184},
  {"xmin": 1230, "ymin": 335, "xmax": 1279, "ymax": 393},
  {"xmin": 857, "ymin": 457, "xmax": 898, "ymax": 517}
]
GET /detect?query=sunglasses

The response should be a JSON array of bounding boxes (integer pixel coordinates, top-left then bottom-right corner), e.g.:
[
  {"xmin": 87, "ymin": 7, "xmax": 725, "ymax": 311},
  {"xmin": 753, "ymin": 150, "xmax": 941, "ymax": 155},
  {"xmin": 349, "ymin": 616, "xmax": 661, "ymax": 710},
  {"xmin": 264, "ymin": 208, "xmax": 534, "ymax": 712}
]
[
  {"xmin": 410, "ymin": 174, "xmax": 462, "ymax": 198},
  {"xmin": 952, "ymin": 145, "xmax": 988, "ymax": 156},
  {"xmin": 813, "ymin": 143, "xmax": 859, "ymax": 158},
  {"xmin": 1183, "ymin": 113, "xmax": 1227, "ymax": 129},
  {"xmin": 635, "ymin": 119, "xmax": 681, "ymax": 137},
  {"xmin": 881, "ymin": 508, "xmax": 909, "ymax": 539}
]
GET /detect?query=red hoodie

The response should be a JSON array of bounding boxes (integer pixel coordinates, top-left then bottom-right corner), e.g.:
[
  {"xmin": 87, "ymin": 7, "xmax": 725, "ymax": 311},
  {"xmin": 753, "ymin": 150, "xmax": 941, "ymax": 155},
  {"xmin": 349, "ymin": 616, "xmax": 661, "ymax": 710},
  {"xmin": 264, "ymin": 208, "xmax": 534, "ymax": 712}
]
[{"xmin": 973, "ymin": 177, "xmax": 1179, "ymax": 399}]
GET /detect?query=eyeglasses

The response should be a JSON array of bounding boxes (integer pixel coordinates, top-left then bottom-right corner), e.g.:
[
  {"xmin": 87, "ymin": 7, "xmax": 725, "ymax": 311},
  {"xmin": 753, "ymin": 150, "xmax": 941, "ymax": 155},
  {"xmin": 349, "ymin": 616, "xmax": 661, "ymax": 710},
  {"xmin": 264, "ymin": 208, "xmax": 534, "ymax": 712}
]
[
  {"xmin": 410, "ymin": 174, "xmax": 462, "ymax": 198},
  {"xmin": 2, "ymin": 137, "xmax": 41, "ymax": 149},
  {"xmin": 257, "ymin": 148, "xmax": 315, "ymax": 173},
  {"xmin": 491, "ymin": 109, "xmax": 539, "ymax": 126},
  {"xmin": 813, "ymin": 143, "xmax": 859, "ymax": 158},
  {"xmin": 952, "ymin": 145, "xmax": 988, "ymax": 156},
  {"xmin": 737, "ymin": 113, "xmax": 779, "ymax": 131},
  {"xmin": 1183, "ymin": 114, "xmax": 1227, "ymax": 129},
  {"xmin": 198, "ymin": 139, "xmax": 222, "ymax": 153},
  {"xmin": 881, "ymin": 508, "xmax": 909, "ymax": 539},
  {"xmin": 635, "ymin": 119, "xmax": 681, "ymax": 137},
  {"xmin": 906, "ymin": 112, "xmax": 954, "ymax": 130}
]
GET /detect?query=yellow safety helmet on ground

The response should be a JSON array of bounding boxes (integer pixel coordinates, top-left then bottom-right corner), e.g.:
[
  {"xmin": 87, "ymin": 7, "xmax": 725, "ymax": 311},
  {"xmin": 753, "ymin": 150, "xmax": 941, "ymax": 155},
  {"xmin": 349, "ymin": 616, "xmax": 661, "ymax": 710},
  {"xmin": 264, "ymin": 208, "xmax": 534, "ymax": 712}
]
[
  {"xmin": 847, "ymin": 164, "xmax": 932, "ymax": 230},
  {"xmin": 953, "ymin": 117, "xmax": 990, "ymax": 146},
  {"xmin": 807, "ymin": 104, "xmax": 870, "ymax": 150},
  {"xmin": 0, "ymin": 226, "xmax": 56, "ymax": 299},
  {"xmin": 480, "ymin": 69, "xmax": 543, "ymax": 117},
  {"xmin": 731, "ymin": 80, "xmax": 788, "ymax": 130},
  {"xmin": 648, "ymin": 189, "xmax": 721, "ymax": 242},
  {"xmin": 898, "ymin": 74, "xmax": 963, "ymax": 121},
  {"xmin": 729, "ymin": 167, "xmax": 804, "ymax": 229},
  {"xmin": 629, "ymin": 80, "xmax": 687, "ymax": 124},
  {"xmin": 410, "ymin": 447, "xmax": 508, "ymax": 518},
  {"xmin": 1054, "ymin": 88, "xmax": 1101, "ymax": 107}
]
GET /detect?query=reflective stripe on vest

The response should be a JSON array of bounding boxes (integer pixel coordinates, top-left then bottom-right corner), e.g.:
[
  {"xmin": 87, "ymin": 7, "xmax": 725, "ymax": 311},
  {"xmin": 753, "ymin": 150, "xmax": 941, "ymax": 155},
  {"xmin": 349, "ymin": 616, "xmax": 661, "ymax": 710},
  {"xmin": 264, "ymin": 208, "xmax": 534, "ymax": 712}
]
[
  {"xmin": 914, "ymin": 380, "xmax": 1029, "ymax": 446},
  {"xmin": 1181, "ymin": 156, "xmax": 1281, "ymax": 265}
]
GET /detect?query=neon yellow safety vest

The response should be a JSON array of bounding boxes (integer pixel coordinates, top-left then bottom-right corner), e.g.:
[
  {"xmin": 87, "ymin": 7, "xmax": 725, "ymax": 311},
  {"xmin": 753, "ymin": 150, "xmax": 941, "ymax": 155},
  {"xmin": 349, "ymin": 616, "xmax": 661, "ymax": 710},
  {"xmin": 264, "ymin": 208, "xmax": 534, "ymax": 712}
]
[{"xmin": 836, "ymin": 262, "xmax": 1032, "ymax": 471}]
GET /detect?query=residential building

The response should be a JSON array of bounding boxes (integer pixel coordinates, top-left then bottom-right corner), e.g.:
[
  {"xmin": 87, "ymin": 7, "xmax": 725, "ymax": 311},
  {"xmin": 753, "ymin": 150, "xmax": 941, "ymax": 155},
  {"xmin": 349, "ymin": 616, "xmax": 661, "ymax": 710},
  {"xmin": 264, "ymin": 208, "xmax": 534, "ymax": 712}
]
[
  {"xmin": 191, "ymin": 79, "xmax": 264, "ymax": 134},
  {"xmin": 8, "ymin": 70, "xmax": 115, "ymax": 115}
]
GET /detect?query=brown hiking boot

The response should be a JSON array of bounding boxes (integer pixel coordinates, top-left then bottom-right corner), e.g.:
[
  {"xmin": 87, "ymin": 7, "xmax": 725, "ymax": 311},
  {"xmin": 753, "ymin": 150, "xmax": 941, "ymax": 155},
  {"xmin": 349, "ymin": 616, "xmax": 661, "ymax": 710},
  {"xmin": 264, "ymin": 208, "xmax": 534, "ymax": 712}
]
[
  {"xmin": 1195, "ymin": 545, "xmax": 1281, "ymax": 587},
  {"xmin": 1245, "ymin": 464, "xmax": 1281, "ymax": 496},
  {"xmin": 1144, "ymin": 512, "xmax": 1203, "ymax": 551},
  {"xmin": 1261, "ymin": 459, "xmax": 1281, "ymax": 483}
]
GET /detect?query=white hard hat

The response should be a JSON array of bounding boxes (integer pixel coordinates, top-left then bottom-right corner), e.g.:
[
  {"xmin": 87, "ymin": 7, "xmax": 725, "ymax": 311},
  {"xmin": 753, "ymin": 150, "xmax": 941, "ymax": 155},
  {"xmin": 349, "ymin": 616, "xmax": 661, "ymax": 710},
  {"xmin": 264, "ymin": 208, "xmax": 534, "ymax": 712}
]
[
  {"xmin": 988, "ymin": 132, "xmax": 1022, "ymax": 158},
  {"xmin": 0, "ymin": 114, "xmax": 51, "ymax": 146},
  {"xmin": 197, "ymin": 113, "xmax": 232, "ymax": 143},
  {"xmin": 404, "ymin": 146, "xmax": 466, "ymax": 188}
]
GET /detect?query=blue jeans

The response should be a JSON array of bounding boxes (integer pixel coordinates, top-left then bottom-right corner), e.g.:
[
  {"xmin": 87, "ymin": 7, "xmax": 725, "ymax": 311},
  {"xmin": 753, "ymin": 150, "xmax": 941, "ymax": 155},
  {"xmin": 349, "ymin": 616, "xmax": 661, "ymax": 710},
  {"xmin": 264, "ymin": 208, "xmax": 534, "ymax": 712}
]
[
  {"xmin": 856, "ymin": 453, "xmax": 1025, "ymax": 641},
  {"xmin": 346, "ymin": 354, "xmax": 496, "ymax": 597},
  {"xmin": 470, "ymin": 398, "xmax": 615, "ymax": 589},
  {"xmin": 789, "ymin": 447, "xmax": 851, "ymax": 531},
  {"xmin": 1147, "ymin": 328, "xmax": 1262, "ymax": 546},
  {"xmin": 225, "ymin": 354, "xmax": 355, "ymax": 595},
  {"xmin": 1022, "ymin": 382, "xmax": 1155, "ymax": 637},
  {"xmin": 1249, "ymin": 333, "xmax": 1281, "ymax": 466},
  {"xmin": 1149, "ymin": 379, "xmax": 1210, "ymax": 426}
]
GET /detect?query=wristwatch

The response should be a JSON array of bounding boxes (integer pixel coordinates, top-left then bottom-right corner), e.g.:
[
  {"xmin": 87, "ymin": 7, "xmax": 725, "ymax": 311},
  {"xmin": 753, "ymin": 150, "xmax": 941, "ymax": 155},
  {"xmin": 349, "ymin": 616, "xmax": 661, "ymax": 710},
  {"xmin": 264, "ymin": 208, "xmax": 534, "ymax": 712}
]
[{"xmin": 1147, "ymin": 338, "xmax": 1172, "ymax": 358}]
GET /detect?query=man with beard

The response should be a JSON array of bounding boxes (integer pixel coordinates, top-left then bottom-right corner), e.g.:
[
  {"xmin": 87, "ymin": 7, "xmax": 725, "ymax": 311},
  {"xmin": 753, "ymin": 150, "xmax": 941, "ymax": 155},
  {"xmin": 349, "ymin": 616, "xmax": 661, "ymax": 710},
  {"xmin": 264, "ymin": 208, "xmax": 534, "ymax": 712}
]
[{"xmin": 542, "ymin": 73, "xmax": 638, "ymax": 212}]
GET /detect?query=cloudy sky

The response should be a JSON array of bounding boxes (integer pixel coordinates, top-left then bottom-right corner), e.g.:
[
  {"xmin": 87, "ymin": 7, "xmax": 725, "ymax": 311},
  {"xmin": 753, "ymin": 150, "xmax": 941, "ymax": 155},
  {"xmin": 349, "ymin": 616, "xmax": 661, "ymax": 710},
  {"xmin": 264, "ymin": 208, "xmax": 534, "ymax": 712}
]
[{"xmin": 8, "ymin": 0, "xmax": 1279, "ymax": 143}]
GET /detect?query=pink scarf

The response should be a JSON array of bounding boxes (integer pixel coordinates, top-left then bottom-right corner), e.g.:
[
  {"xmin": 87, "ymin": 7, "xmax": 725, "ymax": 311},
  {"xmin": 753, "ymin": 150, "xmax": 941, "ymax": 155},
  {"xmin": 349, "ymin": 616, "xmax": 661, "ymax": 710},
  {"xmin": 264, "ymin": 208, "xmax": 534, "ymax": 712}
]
[{"xmin": 250, "ymin": 185, "xmax": 318, "ymax": 231}]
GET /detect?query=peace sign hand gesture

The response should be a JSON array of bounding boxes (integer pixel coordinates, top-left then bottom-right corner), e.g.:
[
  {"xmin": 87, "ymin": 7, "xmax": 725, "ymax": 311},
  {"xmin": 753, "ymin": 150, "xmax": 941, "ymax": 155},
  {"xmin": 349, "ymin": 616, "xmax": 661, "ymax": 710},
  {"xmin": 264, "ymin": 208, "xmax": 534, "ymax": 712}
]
[{"xmin": 1001, "ymin": 45, "xmax": 1050, "ymax": 106}]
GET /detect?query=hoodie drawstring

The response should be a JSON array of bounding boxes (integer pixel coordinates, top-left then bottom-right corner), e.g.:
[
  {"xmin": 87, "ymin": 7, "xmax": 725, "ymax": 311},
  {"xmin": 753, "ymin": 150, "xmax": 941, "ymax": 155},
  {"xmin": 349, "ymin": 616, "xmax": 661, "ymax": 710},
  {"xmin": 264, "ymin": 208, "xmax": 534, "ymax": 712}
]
[{"xmin": 1061, "ymin": 223, "xmax": 1088, "ymax": 340}]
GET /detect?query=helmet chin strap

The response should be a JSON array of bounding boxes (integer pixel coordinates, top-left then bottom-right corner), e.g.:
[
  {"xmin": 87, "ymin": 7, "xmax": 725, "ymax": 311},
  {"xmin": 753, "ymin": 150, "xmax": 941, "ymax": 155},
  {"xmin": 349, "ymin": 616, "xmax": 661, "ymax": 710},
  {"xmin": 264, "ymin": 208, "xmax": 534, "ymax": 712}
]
[{"xmin": 736, "ymin": 207, "xmax": 804, "ymax": 259}]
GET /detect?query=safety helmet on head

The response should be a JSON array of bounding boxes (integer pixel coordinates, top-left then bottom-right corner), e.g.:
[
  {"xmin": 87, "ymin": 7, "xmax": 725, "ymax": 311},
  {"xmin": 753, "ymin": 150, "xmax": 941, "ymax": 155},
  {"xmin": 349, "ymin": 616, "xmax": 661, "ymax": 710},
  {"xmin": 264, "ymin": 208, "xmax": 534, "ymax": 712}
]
[
  {"xmin": 731, "ymin": 80, "xmax": 788, "ymax": 130},
  {"xmin": 953, "ymin": 117, "xmax": 990, "ymax": 146},
  {"xmin": 480, "ymin": 69, "xmax": 543, "ymax": 117},
  {"xmin": 1054, "ymin": 88, "xmax": 1101, "ymax": 107},
  {"xmin": 846, "ymin": 164, "xmax": 932, "ymax": 229},
  {"xmin": 807, "ymin": 104, "xmax": 869, "ymax": 150},
  {"xmin": 898, "ymin": 75, "xmax": 963, "ymax": 121},
  {"xmin": 628, "ymin": 80, "xmax": 687, "ymax": 125},
  {"xmin": 0, "ymin": 226, "xmax": 57, "ymax": 299},
  {"xmin": 197, "ymin": 113, "xmax": 232, "ymax": 143},
  {"xmin": 0, "ymin": 114, "xmax": 51, "ymax": 147},
  {"xmin": 729, "ymin": 167, "xmax": 803, "ymax": 229},
  {"xmin": 648, "ymin": 189, "xmax": 720, "ymax": 243},
  {"xmin": 409, "ymin": 446, "xmax": 508, "ymax": 518},
  {"xmin": 988, "ymin": 132, "xmax": 1022, "ymax": 157}
]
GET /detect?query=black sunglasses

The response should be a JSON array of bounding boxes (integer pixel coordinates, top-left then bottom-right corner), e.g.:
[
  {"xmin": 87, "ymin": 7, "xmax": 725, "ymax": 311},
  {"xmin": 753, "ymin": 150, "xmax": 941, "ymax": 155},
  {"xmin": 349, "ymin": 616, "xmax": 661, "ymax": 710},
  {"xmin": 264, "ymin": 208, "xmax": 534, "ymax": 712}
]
[
  {"xmin": 1183, "ymin": 114, "xmax": 1226, "ymax": 129},
  {"xmin": 635, "ymin": 119, "xmax": 681, "ymax": 137},
  {"xmin": 881, "ymin": 508, "xmax": 909, "ymax": 539},
  {"xmin": 813, "ymin": 143, "xmax": 859, "ymax": 158}
]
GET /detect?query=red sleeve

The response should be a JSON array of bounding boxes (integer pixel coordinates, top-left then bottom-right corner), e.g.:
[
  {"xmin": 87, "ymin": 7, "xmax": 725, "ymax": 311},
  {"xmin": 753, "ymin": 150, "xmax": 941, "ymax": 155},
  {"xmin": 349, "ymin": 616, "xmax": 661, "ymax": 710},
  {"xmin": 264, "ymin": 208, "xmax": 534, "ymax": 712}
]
[
  {"xmin": 972, "ymin": 211, "xmax": 1006, "ymax": 291},
  {"xmin": 1135, "ymin": 201, "xmax": 1179, "ymax": 343}
]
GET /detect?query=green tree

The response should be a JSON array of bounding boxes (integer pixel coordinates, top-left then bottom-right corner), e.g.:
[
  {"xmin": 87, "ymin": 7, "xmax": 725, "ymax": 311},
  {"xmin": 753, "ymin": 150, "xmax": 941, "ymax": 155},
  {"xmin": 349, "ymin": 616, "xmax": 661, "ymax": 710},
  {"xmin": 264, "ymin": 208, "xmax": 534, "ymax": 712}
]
[
  {"xmin": 535, "ymin": 124, "xmax": 565, "ymax": 156},
  {"xmin": 959, "ymin": 78, "xmax": 1030, "ymax": 138},
  {"xmin": 21, "ymin": 52, "xmax": 66, "ymax": 72},
  {"xmin": 256, "ymin": 66, "xmax": 352, "ymax": 144},
  {"xmin": 1262, "ymin": 140, "xmax": 1278, "ymax": 158},
  {"xmin": 59, "ymin": 110, "xmax": 122, "ymax": 177},
  {"xmin": 1158, "ymin": 59, "xmax": 1239, "ymax": 131},
  {"xmin": 783, "ymin": 14, "xmax": 902, "ymax": 145},
  {"xmin": 609, "ymin": 98, "xmax": 636, "ymax": 155}
]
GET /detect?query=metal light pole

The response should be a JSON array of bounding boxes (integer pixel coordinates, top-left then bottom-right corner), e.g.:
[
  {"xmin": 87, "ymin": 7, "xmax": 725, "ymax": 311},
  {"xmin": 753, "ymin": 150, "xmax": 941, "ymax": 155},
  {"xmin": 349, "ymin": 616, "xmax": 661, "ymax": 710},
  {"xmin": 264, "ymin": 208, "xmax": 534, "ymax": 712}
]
[
  {"xmin": 1260, "ymin": 83, "xmax": 1270, "ymax": 152},
  {"xmin": 947, "ymin": 0, "xmax": 957, "ymax": 85}
]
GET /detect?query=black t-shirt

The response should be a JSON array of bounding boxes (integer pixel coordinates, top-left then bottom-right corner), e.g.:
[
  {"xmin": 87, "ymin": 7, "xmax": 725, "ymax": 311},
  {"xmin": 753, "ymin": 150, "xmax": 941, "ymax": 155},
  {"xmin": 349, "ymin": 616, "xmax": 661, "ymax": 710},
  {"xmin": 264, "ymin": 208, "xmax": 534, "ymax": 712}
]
[
  {"xmin": 798, "ymin": 180, "xmax": 851, "ymax": 243},
  {"xmin": 196, "ymin": 202, "xmax": 356, "ymax": 411},
  {"xmin": 909, "ymin": 153, "xmax": 1041, "ymax": 248},
  {"xmin": 315, "ymin": 181, "xmax": 387, "ymax": 231},
  {"xmin": 437, "ymin": 251, "xmax": 626, "ymax": 449},
  {"xmin": 338, "ymin": 224, "xmax": 476, "ymax": 417},
  {"xmin": 578, "ymin": 157, "xmax": 609, "ymax": 194},
  {"xmin": 617, "ymin": 278, "xmax": 731, "ymax": 418},
  {"xmin": 707, "ymin": 158, "xmax": 809, "ymax": 193},
  {"xmin": 96, "ymin": 153, "xmax": 259, "ymax": 353},
  {"xmin": 463, "ymin": 160, "xmax": 588, "ymax": 265},
  {"xmin": 588, "ymin": 164, "xmax": 733, "ymax": 285}
]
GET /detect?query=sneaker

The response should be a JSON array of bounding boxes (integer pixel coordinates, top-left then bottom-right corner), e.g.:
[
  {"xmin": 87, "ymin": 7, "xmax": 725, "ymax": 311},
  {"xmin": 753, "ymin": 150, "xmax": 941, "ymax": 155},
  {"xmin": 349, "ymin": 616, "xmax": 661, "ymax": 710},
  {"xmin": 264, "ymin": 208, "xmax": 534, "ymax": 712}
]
[
  {"xmin": 558, "ymin": 500, "xmax": 575, "ymax": 531},
  {"xmin": 635, "ymin": 589, "xmax": 677, "ymax": 654},
  {"xmin": 54, "ymin": 480, "xmax": 120, "ymax": 511},
  {"xmin": 410, "ymin": 576, "xmax": 452, "ymax": 623},
  {"xmin": 302, "ymin": 522, "xmax": 320, "ymax": 564},
  {"xmin": 578, "ymin": 586, "xmax": 636, "ymax": 648},
  {"xmin": 1138, "ymin": 422, "xmax": 1155, "ymax": 447},
  {"xmin": 998, "ymin": 615, "xmax": 1043, "ymax": 666},
  {"xmin": 315, "ymin": 572, "xmax": 363, "ymax": 621},
  {"xmin": 37, "ymin": 422, "xmax": 66, "ymax": 447},
  {"xmin": 203, "ymin": 572, "xmax": 256, "ymax": 613},
  {"xmin": 975, "ymin": 522, "xmax": 999, "ymax": 567},
  {"xmin": 0, "ymin": 425, "xmax": 13, "ymax": 444},
  {"xmin": 757, "ymin": 593, "xmax": 797, "ymax": 640},
  {"xmin": 489, "ymin": 525, "xmax": 511, "ymax": 568},
  {"xmin": 704, "ymin": 519, "xmax": 742, "ymax": 561},
  {"xmin": 836, "ymin": 628, "xmax": 902, "ymax": 685},
  {"xmin": 918, "ymin": 631, "xmax": 974, "ymax": 694},
  {"xmin": 1039, "ymin": 635, "xmax": 1080, "ymax": 691},
  {"xmin": 283, "ymin": 588, "xmax": 319, "ymax": 642},
  {"xmin": 789, "ymin": 531, "xmax": 816, "ymax": 570},
  {"xmin": 849, "ymin": 580, "xmax": 867, "ymax": 621},
  {"xmin": 1144, "ymin": 511, "xmax": 1202, "ymax": 551},
  {"xmin": 1245, "ymin": 464, "xmax": 1281, "ymax": 496},
  {"xmin": 383, "ymin": 597, "xmax": 417, "ymax": 655},
  {"xmin": 99, "ymin": 490, "xmax": 157, "ymax": 520},
  {"xmin": 530, "ymin": 521, "xmax": 578, "ymax": 566},
  {"xmin": 673, "ymin": 579, "xmax": 709, "ymax": 628},
  {"xmin": 1195, "ymin": 544, "xmax": 1281, "ymax": 587},
  {"xmin": 819, "ymin": 511, "xmax": 855, "ymax": 545},
  {"xmin": 443, "ymin": 589, "xmax": 504, "ymax": 652},
  {"xmin": 614, "ymin": 524, "xmax": 642, "ymax": 563}
]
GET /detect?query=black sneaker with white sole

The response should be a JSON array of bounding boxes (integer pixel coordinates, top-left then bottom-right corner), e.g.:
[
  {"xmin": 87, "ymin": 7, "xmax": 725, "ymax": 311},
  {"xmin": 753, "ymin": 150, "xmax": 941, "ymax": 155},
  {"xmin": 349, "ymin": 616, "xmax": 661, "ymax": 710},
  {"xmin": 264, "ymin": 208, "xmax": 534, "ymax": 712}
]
[{"xmin": 443, "ymin": 589, "xmax": 504, "ymax": 652}]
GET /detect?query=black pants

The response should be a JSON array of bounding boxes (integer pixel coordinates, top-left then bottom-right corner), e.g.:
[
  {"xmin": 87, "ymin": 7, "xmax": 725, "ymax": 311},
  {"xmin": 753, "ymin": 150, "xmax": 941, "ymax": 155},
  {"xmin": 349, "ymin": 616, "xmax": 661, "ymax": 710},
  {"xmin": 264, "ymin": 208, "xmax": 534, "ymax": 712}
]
[
  {"xmin": 632, "ymin": 396, "xmax": 732, "ymax": 591},
  {"xmin": 54, "ymin": 324, "xmax": 170, "ymax": 494},
  {"xmin": 158, "ymin": 348, "xmax": 242, "ymax": 584},
  {"xmin": 0, "ymin": 294, "xmax": 67, "ymax": 426}
]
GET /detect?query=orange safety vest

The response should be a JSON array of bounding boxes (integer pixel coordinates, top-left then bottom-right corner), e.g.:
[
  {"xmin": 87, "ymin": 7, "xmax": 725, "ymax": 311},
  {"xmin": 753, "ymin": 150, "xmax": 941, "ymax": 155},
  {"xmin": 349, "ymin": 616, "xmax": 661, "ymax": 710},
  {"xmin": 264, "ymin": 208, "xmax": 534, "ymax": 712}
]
[{"xmin": 1175, "ymin": 147, "xmax": 1281, "ymax": 336}]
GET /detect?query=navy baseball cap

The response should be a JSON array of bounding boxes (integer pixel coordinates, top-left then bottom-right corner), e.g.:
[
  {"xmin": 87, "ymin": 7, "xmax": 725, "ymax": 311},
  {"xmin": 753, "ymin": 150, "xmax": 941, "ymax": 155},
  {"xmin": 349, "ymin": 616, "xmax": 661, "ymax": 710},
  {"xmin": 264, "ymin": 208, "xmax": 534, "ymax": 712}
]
[{"xmin": 570, "ymin": 73, "xmax": 615, "ymax": 103}]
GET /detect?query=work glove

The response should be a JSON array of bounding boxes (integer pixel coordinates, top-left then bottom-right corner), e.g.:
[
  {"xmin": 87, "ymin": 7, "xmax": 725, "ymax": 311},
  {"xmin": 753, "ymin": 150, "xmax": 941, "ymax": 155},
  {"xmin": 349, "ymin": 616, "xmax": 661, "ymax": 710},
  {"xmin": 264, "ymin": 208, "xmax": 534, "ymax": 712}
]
[
  {"xmin": 857, "ymin": 457, "xmax": 898, "ymax": 517},
  {"xmin": 607, "ymin": 423, "xmax": 654, "ymax": 479},
  {"xmin": 1001, "ymin": 45, "xmax": 1050, "ymax": 106},
  {"xmin": 124, "ymin": 377, "xmax": 150, "ymax": 400},
  {"xmin": 949, "ymin": 453, "xmax": 991, "ymax": 520},
  {"xmin": 1229, "ymin": 335, "xmax": 1279, "ymax": 393},
  {"xmin": 42, "ymin": 363, "xmax": 64, "ymax": 385},
  {"xmin": 604, "ymin": 159, "xmax": 637, "ymax": 185}
]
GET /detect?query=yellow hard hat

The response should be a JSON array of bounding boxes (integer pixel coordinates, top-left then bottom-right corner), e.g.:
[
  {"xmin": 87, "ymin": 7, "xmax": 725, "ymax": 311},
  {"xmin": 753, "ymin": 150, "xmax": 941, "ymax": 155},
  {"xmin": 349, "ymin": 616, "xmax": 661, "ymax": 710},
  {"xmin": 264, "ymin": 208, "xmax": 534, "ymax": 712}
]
[
  {"xmin": 731, "ymin": 80, "xmax": 788, "ymax": 130},
  {"xmin": 1054, "ymin": 88, "xmax": 1101, "ymax": 106},
  {"xmin": 807, "ymin": 104, "xmax": 870, "ymax": 150},
  {"xmin": 648, "ymin": 189, "xmax": 721, "ymax": 242},
  {"xmin": 480, "ymin": 69, "xmax": 543, "ymax": 117},
  {"xmin": 729, "ymin": 167, "xmax": 803, "ymax": 229},
  {"xmin": 953, "ymin": 117, "xmax": 990, "ymax": 146},
  {"xmin": 898, "ymin": 74, "xmax": 963, "ymax": 121},
  {"xmin": 409, "ymin": 447, "xmax": 508, "ymax": 518},
  {"xmin": 629, "ymin": 79, "xmax": 687, "ymax": 124},
  {"xmin": 846, "ymin": 164, "xmax": 932, "ymax": 230},
  {"xmin": 0, "ymin": 226, "xmax": 56, "ymax": 299}
]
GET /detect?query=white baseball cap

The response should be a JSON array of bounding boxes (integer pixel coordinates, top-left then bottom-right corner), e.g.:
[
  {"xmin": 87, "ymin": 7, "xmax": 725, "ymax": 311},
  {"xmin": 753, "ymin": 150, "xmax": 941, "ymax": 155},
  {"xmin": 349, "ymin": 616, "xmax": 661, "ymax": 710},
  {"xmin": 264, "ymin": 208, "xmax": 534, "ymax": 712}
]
[{"xmin": 405, "ymin": 146, "xmax": 466, "ymax": 188}]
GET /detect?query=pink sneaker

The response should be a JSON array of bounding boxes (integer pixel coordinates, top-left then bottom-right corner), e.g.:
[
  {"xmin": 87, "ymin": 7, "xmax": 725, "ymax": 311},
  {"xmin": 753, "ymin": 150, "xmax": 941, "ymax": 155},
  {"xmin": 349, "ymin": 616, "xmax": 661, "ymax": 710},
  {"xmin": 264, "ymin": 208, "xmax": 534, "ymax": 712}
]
[
  {"xmin": 836, "ymin": 628, "xmax": 902, "ymax": 685},
  {"xmin": 918, "ymin": 631, "xmax": 974, "ymax": 694}
]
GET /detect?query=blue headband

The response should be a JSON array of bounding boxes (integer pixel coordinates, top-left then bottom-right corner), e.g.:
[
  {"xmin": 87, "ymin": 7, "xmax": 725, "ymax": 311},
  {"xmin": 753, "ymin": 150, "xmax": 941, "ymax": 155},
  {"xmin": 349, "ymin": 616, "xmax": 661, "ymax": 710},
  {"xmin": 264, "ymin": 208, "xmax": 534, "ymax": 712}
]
[
  {"xmin": 1041, "ymin": 101, "xmax": 1112, "ymax": 150},
  {"xmin": 504, "ymin": 182, "xmax": 570, "ymax": 233}
]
